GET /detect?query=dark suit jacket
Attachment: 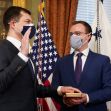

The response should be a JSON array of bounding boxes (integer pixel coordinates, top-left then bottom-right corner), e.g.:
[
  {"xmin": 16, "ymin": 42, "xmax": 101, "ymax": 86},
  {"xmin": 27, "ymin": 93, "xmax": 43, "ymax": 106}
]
[
  {"xmin": 0, "ymin": 39, "xmax": 58, "ymax": 111},
  {"xmin": 52, "ymin": 50, "xmax": 111, "ymax": 111}
]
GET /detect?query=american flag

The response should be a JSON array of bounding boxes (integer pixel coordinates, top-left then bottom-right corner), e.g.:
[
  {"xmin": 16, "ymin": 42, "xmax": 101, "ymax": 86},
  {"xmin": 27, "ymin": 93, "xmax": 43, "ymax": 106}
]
[{"xmin": 30, "ymin": 12, "xmax": 60, "ymax": 111}]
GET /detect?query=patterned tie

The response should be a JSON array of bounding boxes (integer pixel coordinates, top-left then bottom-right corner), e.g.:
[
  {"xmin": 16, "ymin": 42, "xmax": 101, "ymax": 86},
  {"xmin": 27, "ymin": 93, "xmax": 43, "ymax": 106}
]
[{"xmin": 75, "ymin": 53, "xmax": 83, "ymax": 83}]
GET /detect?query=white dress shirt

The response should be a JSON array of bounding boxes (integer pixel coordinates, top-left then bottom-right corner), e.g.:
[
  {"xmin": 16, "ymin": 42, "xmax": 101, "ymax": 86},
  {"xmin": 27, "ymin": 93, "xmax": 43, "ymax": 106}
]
[
  {"xmin": 6, "ymin": 36, "xmax": 29, "ymax": 62},
  {"xmin": 74, "ymin": 48, "xmax": 90, "ymax": 103},
  {"xmin": 73, "ymin": 48, "xmax": 89, "ymax": 71}
]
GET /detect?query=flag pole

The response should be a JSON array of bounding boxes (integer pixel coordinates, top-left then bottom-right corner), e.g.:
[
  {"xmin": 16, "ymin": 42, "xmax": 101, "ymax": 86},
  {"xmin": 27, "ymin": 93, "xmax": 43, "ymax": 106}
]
[
  {"xmin": 38, "ymin": 0, "xmax": 43, "ymax": 81},
  {"xmin": 96, "ymin": 0, "xmax": 101, "ymax": 53},
  {"xmin": 37, "ymin": 0, "xmax": 44, "ymax": 111}
]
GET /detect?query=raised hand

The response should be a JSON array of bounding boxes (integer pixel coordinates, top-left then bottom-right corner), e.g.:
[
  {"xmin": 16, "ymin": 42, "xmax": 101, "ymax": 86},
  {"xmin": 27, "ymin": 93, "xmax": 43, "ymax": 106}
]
[{"xmin": 21, "ymin": 27, "xmax": 31, "ymax": 56}]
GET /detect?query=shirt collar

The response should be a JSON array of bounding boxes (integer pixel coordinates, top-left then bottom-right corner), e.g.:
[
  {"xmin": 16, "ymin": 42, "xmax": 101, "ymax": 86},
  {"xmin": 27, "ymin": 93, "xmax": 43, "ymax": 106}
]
[
  {"xmin": 6, "ymin": 36, "xmax": 21, "ymax": 50},
  {"xmin": 74, "ymin": 47, "xmax": 89, "ymax": 57}
]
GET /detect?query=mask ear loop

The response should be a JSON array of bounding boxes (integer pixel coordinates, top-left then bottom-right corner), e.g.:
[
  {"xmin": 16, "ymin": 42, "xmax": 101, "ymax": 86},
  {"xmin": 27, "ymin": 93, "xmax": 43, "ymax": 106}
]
[
  {"xmin": 87, "ymin": 32, "xmax": 92, "ymax": 36},
  {"xmin": 80, "ymin": 33, "xmax": 90, "ymax": 48},
  {"xmin": 87, "ymin": 32, "xmax": 92, "ymax": 42}
]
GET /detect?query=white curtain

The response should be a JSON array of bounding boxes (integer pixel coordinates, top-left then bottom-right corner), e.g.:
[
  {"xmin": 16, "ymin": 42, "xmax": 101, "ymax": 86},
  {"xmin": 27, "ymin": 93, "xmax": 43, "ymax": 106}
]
[{"xmin": 89, "ymin": 1, "xmax": 111, "ymax": 111}]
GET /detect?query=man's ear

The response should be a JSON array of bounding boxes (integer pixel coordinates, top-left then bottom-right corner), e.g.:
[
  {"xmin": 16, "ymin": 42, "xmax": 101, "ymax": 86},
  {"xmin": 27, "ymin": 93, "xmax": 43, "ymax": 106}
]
[
  {"xmin": 8, "ymin": 19, "xmax": 16, "ymax": 29},
  {"xmin": 87, "ymin": 33, "xmax": 92, "ymax": 42}
]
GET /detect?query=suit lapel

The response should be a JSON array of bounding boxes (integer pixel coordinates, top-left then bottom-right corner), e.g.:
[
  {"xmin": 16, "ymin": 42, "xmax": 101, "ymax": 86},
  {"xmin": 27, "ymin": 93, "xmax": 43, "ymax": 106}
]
[
  {"xmin": 1, "ymin": 40, "xmax": 19, "ymax": 62},
  {"xmin": 6, "ymin": 39, "xmax": 35, "ymax": 79},
  {"xmin": 5, "ymin": 39, "xmax": 19, "ymax": 54}
]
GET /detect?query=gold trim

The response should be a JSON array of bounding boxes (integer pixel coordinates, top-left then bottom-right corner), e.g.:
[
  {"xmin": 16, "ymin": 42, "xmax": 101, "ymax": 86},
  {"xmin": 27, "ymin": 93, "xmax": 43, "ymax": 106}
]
[{"xmin": 13, "ymin": 0, "xmax": 26, "ymax": 8}]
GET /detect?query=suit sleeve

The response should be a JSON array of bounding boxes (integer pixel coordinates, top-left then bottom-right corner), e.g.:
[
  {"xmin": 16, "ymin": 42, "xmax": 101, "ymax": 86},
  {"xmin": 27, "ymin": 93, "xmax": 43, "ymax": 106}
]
[
  {"xmin": 88, "ymin": 57, "xmax": 111, "ymax": 104},
  {"xmin": 51, "ymin": 59, "xmax": 62, "ymax": 89},
  {"xmin": 36, "ymin": 85, "xmax": 58, "ymax": 98},
  {"xmin": 0, "ymin": 55, "xmax": 26, "ymax": 93},
  {"xmin": 51, "ymin": 59, "xmax": 63, "ymax": 103}
]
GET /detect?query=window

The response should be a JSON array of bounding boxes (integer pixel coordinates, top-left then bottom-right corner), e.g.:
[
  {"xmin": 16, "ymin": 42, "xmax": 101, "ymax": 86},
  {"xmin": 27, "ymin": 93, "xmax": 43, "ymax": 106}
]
[
  {"xmin": 103, "ymin": 0, "xmax": 111, "ymax": 24},
  {"xmin": 76, "ymin": 0, "xmax": 96, "ymax": 25},
  {"xmin": 76, "ymin": 0, "xmax": 111, "ymax": 25}
]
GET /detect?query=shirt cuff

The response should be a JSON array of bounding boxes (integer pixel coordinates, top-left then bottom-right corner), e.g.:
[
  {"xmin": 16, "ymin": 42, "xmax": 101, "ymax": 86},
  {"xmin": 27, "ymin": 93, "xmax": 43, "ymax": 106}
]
[
  {"xmin": 18, "ymin": 52, "xmax": 29, "ymax": 62},
  {"xmin": 57, "ymin": 86, "xmax": 63, "ymax": 95},
  {"xmin": 86, "ymin": 94, "xmax": 89, "ymax": 103}
]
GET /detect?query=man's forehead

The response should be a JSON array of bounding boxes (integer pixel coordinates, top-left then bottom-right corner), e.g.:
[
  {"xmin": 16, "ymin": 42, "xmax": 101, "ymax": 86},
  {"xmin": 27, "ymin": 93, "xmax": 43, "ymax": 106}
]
[
  {"xmin": 20, "ymin": 11, "xmax": 32, "ymax": 20},
  {"xmin": 70, "ymin": 24, "xmax": 86, "ymax": 31}
]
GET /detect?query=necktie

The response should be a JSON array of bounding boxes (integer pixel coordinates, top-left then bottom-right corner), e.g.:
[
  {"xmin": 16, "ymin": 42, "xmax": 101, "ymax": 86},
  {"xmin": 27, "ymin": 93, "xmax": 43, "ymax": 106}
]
[{"xmin": 75, "ymin": 53, "xmax": 83, "ymax": 83}]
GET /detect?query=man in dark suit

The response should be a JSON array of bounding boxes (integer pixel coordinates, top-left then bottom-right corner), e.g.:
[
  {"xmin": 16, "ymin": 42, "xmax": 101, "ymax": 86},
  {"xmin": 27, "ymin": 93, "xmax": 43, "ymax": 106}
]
[
  {"xmin": 0, "ymin": 6, "xmax": 80, "ymax": 111},
  {"xmin": 52, "ymin": 20, "xmax": 111, "ymax": 111}
]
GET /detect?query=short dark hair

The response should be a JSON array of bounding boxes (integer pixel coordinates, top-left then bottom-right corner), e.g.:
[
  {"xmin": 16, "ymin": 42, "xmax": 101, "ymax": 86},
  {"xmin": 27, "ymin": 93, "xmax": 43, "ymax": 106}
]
[
  {"xmin": 71, "ymin": 20, "xmax": 92, "ymax": 35},
  {"xmin": 3, "ymin": 6, "xmax": 31, "ymax": 32}
]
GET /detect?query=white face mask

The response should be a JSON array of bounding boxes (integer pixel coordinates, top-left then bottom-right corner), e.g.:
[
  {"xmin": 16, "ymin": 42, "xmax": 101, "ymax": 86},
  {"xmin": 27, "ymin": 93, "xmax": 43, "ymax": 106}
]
[{"xmin": 70, "ymin": 34, "xmax": 86, "ymax": 49}]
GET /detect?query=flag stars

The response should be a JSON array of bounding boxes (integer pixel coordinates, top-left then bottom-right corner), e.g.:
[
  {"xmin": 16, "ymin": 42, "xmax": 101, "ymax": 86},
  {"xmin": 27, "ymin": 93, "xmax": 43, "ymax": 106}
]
[
  {"xmin": 33, "ymin": 42, "xmax": 37, "ymax": 46},
  {"xmin": 45, "ymin": 40, "xmax": 48, "ymax": 44},
  {"xmin": 53, "ymin": 45, "xmax": 56, "ymax": 49},
  {"xmin": 30, "ymin": 14, "xmax": 59, "ymax": 82},
  {"xmin": 32, "ymin": 55, "xmax": 36, "ymax": 60},
  {"xmin": 43, "ymin": 66, "xmax": 47, "ymax": 71},
  {"xmin": 54, "ymin": 51, "xmax": 57, "ymax": 55},
  {"xmin": 49, "ymin": 52, "xmax": 52, "ymax": 57},
  {"xmin": 44, "ymin": 27, "xmax": 47, "ymax": 31},
  {"xmin": 45, "ymin": 46, "xmax": 48, "ymax": 51},
  {"xmin": 49, "ymin": 39, "xmax": 52, "ymax": 43},
  {"xmin": 43, "ymin": 73, "xmax": 46, "ymax": 78},
  {"xmin": 49, "ymin": 45, "xmax": 52, "ymax": 50},
  {"xmin": 31, "ymin": 49, "xmax": 36, "ymax": 54},
  {"xmin": 41, "ymin": 27, "xmax": 44, "ymax": 32},
  {"xmin": 49, "ymin": 59, "xmax": 52, "ymax": 63},
  {"xmin": 43, "ymin": 20, "xmax": 46, "ymax": 24},
  {"xmin": 45, "ymin": 33, "xmax": 48, "ymax": 37},
  {"xmin": 54, "ymin": 57, "xmax": 57, "ymax": 62},
  {"xmin": 48, "ymin": 65, "xmax": 52, "ymax": 70},
  {"xmin": 44, "ymin": 60, "xmax": 47, "ymax": 64},
  {"xmin": 48, "ymin": 33, "xmax": 51, "ymax": 37},
  {"xmin": 44, "ymin": 53, "xmax": 48, "ymax": 58}
]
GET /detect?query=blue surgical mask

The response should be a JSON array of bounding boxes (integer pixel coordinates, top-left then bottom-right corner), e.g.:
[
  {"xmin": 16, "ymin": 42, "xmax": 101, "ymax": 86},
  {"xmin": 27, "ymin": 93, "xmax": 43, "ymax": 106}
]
[
  {"xmin": 21, "ymin": 23, "xmax": 36, "ymax": 39},
  {"xmin": 70, "ymin": 34, "xmax": 83, "ymax": 49}
]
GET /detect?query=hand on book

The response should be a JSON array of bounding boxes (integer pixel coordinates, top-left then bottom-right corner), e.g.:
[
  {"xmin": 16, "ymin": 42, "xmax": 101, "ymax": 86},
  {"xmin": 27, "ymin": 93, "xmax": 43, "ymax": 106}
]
[
  {"xmin": 60, "ymin": 86, "xmax": 81, "ymax": 95},
  {"xmin": 63, "ymin": 93, "xmax": 87, "ymax": 107}
]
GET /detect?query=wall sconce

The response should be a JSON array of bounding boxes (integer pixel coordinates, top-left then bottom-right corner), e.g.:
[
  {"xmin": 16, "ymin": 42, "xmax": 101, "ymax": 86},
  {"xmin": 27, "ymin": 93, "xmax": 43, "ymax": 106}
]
[{"xmin": 0, "ymin": 29, "xmax": 6, "ymax": 39}]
